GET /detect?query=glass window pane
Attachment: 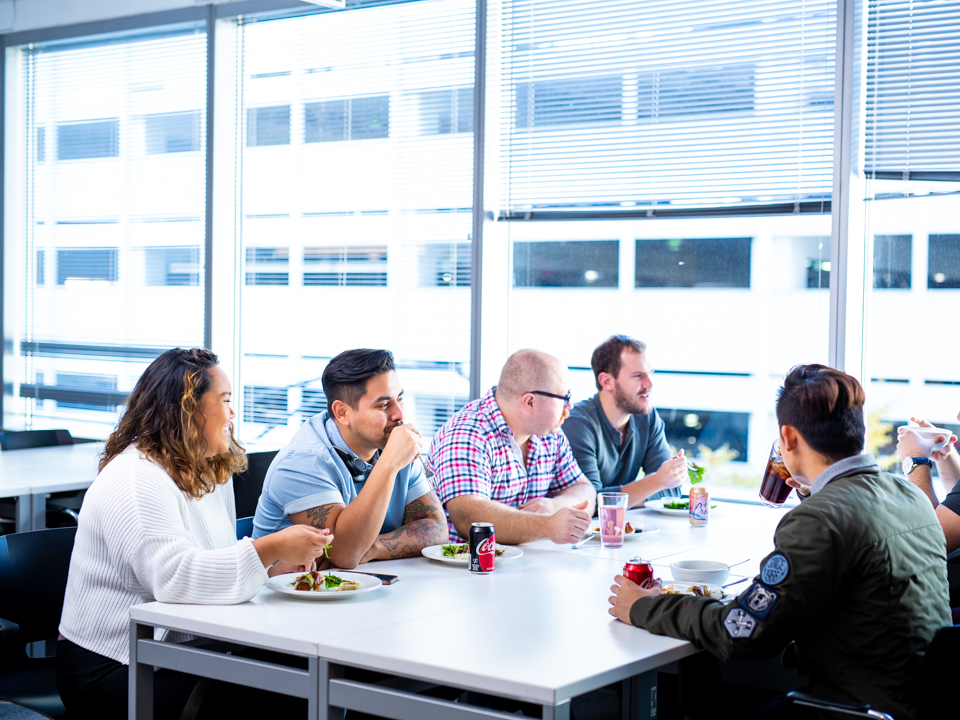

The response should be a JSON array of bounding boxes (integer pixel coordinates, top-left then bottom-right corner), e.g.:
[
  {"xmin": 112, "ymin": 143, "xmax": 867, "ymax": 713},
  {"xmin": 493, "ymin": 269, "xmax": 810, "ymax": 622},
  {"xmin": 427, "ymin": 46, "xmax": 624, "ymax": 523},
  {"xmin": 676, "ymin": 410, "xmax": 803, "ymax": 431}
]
[
  {"xmin": 145, "ymin": 111, "xmax": 200, "ymax": 154},
  {"xmin": 635, "ymin": 238, "xmax": 751, "ymax": 288},
  {"xmin": 873, "ymin": 234, "xmax": 911, "ymax": 289},
  {"xmin": 513, "ymin": 240, "xmax": 618, "ymax": 287},
  {"xmin": 246, "ymin": 105, "xmax": 291, "ymax": 146},
  {"xmin": 929, "ymin": 235, "xmax": 960, "ymax": 289}
]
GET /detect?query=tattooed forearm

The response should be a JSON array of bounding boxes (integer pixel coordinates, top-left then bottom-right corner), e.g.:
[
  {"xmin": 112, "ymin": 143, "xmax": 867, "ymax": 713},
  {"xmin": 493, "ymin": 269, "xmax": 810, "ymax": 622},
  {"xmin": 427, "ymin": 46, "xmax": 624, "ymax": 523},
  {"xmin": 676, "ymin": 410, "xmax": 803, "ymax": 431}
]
[
  {"xmin": 305, "ymin": 504, "xmax": 333, "ymax": 530},
  {"xmin": 402, "ymin": 491, "xmax": 444, "ymax": 524},
  {"xmin": 380, "ymin": 518, "xmax": 448, "ymax": 559}
]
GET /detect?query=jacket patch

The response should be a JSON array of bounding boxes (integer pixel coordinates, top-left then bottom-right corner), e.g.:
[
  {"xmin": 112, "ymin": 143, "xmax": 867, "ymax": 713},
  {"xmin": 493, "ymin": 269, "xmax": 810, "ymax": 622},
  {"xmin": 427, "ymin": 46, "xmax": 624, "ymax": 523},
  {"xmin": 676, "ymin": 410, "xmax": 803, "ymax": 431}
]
[
  {"xmin": 760, "ymin": 554, "xmax": 790, "ymax": 585},
  {"xmin": 723, "ymin": 608, "xmax": 757, "ymax": 639},
  {"xmin": 738, "ymin": 582, "xmax": 779, "ymax": 620}
]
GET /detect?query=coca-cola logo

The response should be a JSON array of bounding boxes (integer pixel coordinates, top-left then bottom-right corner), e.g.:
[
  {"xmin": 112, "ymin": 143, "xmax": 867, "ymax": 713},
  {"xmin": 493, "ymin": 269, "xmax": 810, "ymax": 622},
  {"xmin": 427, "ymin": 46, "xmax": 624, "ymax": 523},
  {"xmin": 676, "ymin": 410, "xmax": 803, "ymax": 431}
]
[{"xmin": 478, "ymin": 537, "xmax": 496, "ymax": 555}]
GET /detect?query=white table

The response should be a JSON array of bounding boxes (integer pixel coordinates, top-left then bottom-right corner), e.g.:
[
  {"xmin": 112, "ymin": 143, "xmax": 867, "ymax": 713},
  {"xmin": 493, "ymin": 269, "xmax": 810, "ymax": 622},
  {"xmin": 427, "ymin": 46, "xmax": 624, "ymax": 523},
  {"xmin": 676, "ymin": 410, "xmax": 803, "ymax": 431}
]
[
  {"xmin": 0, "ymin": 443, "xmax": 102, "ymax": 531},
  {"xmin": 129, "ymin": 501, "xmax": 784, "ymax": 720}
]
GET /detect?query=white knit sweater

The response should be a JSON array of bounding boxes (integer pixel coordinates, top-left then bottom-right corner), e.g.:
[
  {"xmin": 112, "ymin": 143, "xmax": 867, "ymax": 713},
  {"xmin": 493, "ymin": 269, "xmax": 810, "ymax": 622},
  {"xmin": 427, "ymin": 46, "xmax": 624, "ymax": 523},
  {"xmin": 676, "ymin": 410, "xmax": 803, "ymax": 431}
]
[{"xmin": 59, "ymin": 445, "xmax": 268, "ymax": 665}]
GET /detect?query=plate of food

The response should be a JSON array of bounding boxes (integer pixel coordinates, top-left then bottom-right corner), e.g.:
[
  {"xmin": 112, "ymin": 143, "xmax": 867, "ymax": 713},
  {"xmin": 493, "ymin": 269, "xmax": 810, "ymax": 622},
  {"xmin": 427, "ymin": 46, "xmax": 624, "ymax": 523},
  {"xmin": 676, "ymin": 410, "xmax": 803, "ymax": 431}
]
[
  {"xmin": 645, "ymin": 498, "xmax": 719, "ymax": 516},
  {"xmin": 421, "ymin": 543, "xmax": 523, "ymax": 566},
  {"xmin": 586, "ymin": 522, "xmax": 660, "ymax": 541},
  {"xmin": 660, "ymin": 582, "xmax": 727, "ymax": 600},
  {"xmin": 267, "ymin": 571, "xmax": 381, "ymax": 600}
]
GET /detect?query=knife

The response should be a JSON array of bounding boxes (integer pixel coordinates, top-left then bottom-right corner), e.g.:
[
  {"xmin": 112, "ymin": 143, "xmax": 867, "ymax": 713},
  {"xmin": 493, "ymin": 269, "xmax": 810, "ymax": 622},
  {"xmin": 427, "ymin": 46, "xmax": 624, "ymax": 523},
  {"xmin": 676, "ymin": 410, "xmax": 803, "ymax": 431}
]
[
  {"xmin": 572, "ymin": 532, "xmax": 597, "ymax": 549},
  {"xmin": 348, "ymin": 571, "xmax": 399, "ymax": 585}
]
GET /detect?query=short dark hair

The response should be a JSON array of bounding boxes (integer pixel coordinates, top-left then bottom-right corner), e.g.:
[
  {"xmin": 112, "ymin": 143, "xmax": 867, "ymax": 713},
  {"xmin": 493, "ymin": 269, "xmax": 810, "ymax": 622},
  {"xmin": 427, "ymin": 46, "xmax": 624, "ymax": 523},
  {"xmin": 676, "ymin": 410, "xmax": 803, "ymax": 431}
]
[
  {"xmin": 776, "ymin": 364, "xmax": 865, "ymax": 462},
  {"xmin": 322, "ymin": 349, "xmax": 396, "ymax": 410},
  {"xmin": 591, "ymin": 335, "xmax": 647, "ymax": 391}
]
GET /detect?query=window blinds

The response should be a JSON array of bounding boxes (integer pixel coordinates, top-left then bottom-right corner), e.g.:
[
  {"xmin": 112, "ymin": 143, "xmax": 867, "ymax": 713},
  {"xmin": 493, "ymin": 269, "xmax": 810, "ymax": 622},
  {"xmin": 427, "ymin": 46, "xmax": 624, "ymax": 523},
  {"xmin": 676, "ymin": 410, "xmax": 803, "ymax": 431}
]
[
  {"xmin": 499, "ymin": 0, "xmax": 837, "ymax": 215},
  {"xmin": 5, "ymin": 27, "xmax": 207, "ymax": 435},
  {"xmin": 864, "ymin": 0, "xmax": 960, "ymax": 178}
]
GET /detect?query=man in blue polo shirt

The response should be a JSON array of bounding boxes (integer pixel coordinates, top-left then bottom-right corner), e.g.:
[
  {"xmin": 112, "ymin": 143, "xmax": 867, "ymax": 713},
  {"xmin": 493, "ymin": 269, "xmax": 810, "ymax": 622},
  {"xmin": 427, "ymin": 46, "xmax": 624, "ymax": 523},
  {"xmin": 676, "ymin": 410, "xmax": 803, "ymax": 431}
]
[
  {"xmin": 562, "ymin": 335, "xmax": 686, "ymax": 508},
  {"xmin": 253, "ymin": 348, "xmax": 448, "ymax": 568}
]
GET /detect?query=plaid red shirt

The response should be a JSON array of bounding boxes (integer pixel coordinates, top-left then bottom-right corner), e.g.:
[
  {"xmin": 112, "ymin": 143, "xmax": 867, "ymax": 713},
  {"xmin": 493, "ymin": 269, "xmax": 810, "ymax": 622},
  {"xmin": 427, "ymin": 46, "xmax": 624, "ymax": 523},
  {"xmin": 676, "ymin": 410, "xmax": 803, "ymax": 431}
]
[{"xmin": 424, "ymin": 387, "xmax": 586, "ymax": 541}]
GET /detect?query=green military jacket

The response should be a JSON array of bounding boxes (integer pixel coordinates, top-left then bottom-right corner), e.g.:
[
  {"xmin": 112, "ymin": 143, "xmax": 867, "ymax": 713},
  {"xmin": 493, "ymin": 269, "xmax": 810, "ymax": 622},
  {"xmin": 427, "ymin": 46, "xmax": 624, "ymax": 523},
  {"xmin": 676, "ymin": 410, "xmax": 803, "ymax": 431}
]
[{"xmin": 629, "ymin": 466, "xmax": 950, "ymax": 720}]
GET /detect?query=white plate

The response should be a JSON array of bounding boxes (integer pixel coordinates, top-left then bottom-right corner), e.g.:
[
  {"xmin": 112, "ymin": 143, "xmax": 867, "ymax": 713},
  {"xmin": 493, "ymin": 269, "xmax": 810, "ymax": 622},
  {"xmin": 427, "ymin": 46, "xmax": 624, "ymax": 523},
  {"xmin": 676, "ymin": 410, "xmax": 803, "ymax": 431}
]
[
  {"xmin": 421, "ymin": 544, "xmax": 523, "ymax": 566},
  {"xmin": 644, "ymin": 498, "xmax": 720, "ymax": 516},
  {"xmin": 660, "ymin": 583, "xmax": 728, "ymax": 600},
  {"xmin": 587, "ymin": 524, "xmax": 660, "ymax": 542},
  {"xmin": 267, "ymin": 571, "xmax": 382, "ymax": 600}
]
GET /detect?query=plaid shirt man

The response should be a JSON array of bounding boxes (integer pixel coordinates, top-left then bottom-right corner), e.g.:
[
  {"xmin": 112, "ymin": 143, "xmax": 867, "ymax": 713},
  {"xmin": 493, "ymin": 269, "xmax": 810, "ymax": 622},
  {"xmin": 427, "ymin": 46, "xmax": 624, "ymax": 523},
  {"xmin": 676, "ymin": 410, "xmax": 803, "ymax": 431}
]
[{"xmin": 424, "ymin": 387, "xmax": 586, "ymax": 541}]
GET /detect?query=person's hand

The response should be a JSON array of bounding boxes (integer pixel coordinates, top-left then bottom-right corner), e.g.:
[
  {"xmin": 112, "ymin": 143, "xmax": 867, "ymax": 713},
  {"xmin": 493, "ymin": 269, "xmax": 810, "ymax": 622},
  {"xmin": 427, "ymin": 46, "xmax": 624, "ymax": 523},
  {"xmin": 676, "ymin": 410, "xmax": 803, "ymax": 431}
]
[
  {"xmin": 651, "ymin": 450, "xmax": 687, "ymax": 492},
  {"xmin": 267, "ymin": 558, "xmax": 316, "ymax": 578},
  {"xmin": 902, "ymin": 417, "xmax": 958, "ymax": 463},
  {"xmin": 518, "ymin": 496, "xmax": 557, "ymax": 514},
  {"xmin": 271, "ymin": 525, "xmax": 333, "ymax": 568},
  {"xmin": 786, "ymin": 476, "xmax": 811, "ymax": 498},
  {"xmin": 381, "ymin": 423, "xmax": 425, "ymax": 469},
  {"xmin": 608, "ymin": 575, "xmax": 661, "ymax": 624},
  {"xmin": 896, "ymin": 428, "xmax": 936, "ymax": 461},
  {"xmin": 546, "ymin": 504, "xmax": 591, "ymax": 544}
]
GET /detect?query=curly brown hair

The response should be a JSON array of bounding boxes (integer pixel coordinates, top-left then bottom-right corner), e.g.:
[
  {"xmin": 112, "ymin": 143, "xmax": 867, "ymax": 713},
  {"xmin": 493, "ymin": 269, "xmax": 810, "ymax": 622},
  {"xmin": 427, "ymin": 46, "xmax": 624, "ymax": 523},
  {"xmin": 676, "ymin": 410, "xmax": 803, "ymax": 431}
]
[{"xmin": 100, "ymin": 347, "xmax": 247, "ymax": 499}]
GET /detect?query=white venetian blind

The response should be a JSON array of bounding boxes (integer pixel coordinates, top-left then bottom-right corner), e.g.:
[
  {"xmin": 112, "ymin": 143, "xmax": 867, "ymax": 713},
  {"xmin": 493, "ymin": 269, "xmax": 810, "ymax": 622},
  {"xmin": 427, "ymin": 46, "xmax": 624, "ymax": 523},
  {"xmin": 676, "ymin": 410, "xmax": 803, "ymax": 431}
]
[
  {"xmin": 864, "ymin": 0, "xmax": 960, "ymax": 178},
  {"xmin": 236, "ymin": 0, "xmax": 474, "ymax": 444},
  {"xmin": 4, "ymin": 27, "xmax": 208, "ymax": 437},
  {"xmin": 499, "ymin": 0, "xmax": 837, "ymax": 215}
]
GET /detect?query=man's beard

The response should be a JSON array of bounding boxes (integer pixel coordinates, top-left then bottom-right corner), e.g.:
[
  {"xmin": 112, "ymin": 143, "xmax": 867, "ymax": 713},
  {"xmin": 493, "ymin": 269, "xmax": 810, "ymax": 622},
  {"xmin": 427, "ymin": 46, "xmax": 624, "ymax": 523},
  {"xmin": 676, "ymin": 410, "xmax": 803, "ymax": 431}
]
[
  {"xmin": 614, "ymin": 382, "xmax": 651, "ymax": 415},
  {"xmin": 361, "ymin": 421, "xmax": 402, "ymax": 450}
]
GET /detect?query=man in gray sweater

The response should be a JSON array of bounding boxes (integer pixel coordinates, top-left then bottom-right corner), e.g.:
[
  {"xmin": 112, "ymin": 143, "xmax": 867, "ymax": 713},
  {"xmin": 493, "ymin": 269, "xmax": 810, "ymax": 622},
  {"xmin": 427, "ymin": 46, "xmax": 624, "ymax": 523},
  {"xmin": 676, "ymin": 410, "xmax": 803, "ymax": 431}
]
[{"xmin": 562, "ymin": 335, "xmax": 686, "ymax": 508}]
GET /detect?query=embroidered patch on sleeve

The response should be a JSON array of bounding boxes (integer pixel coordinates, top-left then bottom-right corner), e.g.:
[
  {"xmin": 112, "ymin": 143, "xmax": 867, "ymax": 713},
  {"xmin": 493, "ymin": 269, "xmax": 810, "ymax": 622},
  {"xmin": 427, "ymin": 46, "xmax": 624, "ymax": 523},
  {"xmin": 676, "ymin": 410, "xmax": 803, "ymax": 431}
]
[
  {"xmin": 723, "ymin": 608, "xmax": 757, "ymax": 639},
  {"xmin": 760, "ymin": 554, "xmax": 790, "ymax": 585},
  {"xmin": 738, "ymin": 582, "xmax": 779, "ymax": 620}
]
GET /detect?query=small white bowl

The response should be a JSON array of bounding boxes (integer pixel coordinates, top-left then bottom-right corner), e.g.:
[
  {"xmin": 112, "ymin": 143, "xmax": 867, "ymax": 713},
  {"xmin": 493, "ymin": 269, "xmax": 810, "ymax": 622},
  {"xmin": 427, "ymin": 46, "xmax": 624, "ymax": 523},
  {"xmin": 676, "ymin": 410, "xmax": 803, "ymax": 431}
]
[{"xmin": 669, "ymin": 560, "xmax": 730, "ymax": 585}]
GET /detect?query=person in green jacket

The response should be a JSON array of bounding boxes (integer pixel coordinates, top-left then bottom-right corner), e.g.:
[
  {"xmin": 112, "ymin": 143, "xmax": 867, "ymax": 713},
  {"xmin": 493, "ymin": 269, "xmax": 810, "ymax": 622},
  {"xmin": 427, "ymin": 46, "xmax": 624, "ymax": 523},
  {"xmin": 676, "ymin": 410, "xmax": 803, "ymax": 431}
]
[{"xmin": 609, "ymin": 364, "xmax": 951, "ymax": 720}]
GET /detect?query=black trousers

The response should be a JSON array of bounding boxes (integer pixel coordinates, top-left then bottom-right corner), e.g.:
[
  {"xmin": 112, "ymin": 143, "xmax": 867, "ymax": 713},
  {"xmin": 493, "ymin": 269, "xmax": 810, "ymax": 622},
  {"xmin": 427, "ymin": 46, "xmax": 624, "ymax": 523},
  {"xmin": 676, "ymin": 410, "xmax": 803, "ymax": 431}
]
[{"xmin": 55, "ymin": 638, "xmax": 307, "ymax": 720}]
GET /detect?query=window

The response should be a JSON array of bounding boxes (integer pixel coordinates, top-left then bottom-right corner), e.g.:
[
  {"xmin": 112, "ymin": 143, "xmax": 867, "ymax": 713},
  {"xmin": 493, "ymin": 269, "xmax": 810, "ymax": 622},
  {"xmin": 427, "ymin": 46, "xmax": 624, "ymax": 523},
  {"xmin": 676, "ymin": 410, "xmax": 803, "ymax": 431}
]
[
  {"xmin": 243, "ymin": 386, "xmax": 288, "ymax": 426},
  {"xmin": 304, "ymin": 96, "xmax": 390, "ymax": 142},
  {"xmin": 246, "ymin": 106, "xmax": 290, "ymax": 146},
  {"xmin": 56, "ymin": 248, "xmax": 118, "ymax": 285},
  {"xmin": 145, "ymin": 247, "xmax": 201, "ymax": 286},
  {"xmin": 418, "ymin": 88, "xmax": 473, "ymax": 135},
  {"xmin": 422, "ymin": 242, "xmax": 470, "ymax": 287},
  {"xmin": 653, "ymin": 65, "xmax": 755, "ymax": 119},
  {"xmin": 928, "ymin": 235, "xmax": 960, "ymax": 289},
  {"xmin": 515, "ymin": 76, "xmax": 622, "ymax": 129},
  {"xmin": 145, "ymin": 112, "xmax": 201, "ymax": 154},
  {"xmin": 57, "ymin": 119, "xmax": 119, "ymax": 160},
  {"xmin": 245, "ymin": 247, "xmax": 289, "ymax": 286},
  {"xmin": 300, "ymin": 389, "xmax": 328, "ymax": 418},
  {"xmin": 415, "ymin": 394, "xmax": 469, "ymax": 436},
  {"xmin": 660, "ymin": 408, "xmax": 749, "ymax": 463},
  {"xmin": 303, "ymin": 247, "xmax": 387, "ymax": 287},
  {"xmin": 4, "ymin": 27, "xmax": 207, "ymax": 437},
  {"xmin": 873, "ymin": 235, "xmax": 911, "ymax": 289},
  {"xmin": 635, "ymin": 238, "xmax": 751, "ymax": 288},
  {"xmin": 514, "ymin": 240, "xmax": 618, "ymax": 287}
]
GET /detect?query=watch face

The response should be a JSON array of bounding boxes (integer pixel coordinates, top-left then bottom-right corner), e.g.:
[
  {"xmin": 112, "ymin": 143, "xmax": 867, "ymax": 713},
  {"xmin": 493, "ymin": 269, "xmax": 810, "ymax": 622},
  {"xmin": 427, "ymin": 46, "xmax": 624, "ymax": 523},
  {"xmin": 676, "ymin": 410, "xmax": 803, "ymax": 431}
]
[{"xmin": 902, "ymin": 457, "xmax": 914, "ymax": 476}]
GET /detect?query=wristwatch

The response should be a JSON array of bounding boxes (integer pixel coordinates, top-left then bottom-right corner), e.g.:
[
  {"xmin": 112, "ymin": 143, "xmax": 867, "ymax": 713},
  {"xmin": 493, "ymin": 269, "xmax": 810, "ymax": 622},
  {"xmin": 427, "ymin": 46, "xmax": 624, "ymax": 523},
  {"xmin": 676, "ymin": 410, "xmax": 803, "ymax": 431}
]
[{"xmin": 902, "ymin": 456, "xmax": 933, "ymax": 475}]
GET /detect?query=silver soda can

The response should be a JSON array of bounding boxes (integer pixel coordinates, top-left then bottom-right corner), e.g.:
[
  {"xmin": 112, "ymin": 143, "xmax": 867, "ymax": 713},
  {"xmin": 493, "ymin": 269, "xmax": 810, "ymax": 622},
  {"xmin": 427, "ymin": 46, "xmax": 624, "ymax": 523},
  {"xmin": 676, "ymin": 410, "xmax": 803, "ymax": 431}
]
[{"xmin": 469, "ymin": 522, "xmax": 495, "ymax": 573}]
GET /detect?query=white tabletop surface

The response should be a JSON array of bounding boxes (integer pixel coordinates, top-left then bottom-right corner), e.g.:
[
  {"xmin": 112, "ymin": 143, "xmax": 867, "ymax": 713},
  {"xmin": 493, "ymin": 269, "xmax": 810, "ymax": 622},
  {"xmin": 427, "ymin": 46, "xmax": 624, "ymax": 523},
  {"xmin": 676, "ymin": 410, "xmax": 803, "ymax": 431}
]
[
  {"xmin": 130, "ymin": 502, "xmax": 785, "ymax": 705},
  {"xmin": 0, "ymin": 442, "xmax": 103, "ymax": 498}
]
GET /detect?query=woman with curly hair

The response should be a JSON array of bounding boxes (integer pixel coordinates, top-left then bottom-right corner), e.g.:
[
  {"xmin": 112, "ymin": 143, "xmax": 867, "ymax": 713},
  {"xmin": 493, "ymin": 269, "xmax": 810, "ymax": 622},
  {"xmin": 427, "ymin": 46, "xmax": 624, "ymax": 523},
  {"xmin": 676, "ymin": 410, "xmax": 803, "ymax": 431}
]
[{"xmin": 56, "ymin": 348, "xmax": 332, "ymax": 719}]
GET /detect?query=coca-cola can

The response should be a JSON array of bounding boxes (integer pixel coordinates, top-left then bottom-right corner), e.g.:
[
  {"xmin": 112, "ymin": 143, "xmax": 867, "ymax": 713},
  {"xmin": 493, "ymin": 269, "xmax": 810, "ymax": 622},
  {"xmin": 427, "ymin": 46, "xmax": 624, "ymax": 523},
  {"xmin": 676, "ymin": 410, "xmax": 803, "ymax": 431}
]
[
  {"xmin": 469, "ymin": 522, "xmax": 495, "ymax": 573},
  {"xmin": 623, "ymin": 557, "xmax": 654, "ymax": 588}
]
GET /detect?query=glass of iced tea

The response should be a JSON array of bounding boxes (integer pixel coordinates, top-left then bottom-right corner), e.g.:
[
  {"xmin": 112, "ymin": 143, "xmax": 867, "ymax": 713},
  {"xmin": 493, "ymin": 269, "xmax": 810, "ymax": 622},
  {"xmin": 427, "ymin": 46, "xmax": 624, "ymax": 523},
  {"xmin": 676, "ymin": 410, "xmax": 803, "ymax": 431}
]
[
  {"xmin": 759, "ymin": 441, "xmax": 792, "ymax": 507},
  {"xmin": 598, "ymin": 492, "xmax": 629, "ymax": 548}
]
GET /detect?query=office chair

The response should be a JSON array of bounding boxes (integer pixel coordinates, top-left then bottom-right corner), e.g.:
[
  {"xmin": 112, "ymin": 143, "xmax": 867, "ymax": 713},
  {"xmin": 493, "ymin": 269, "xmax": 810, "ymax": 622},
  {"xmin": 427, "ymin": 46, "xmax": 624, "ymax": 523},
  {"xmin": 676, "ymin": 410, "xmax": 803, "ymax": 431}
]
[
  {"xmin": 233, "ymin": 450, "xmax": 279, "ymax": 520},
  {"xmin": 0, "ymin": 527, "xmax": 77, "ymax": 719},
  {"xmin": 236, "ymin": 516, "xmax": 254, "ymax": 540},
  {"xmin": 783, "ymin": 625, "xmax": 960, "ymax": 720}
]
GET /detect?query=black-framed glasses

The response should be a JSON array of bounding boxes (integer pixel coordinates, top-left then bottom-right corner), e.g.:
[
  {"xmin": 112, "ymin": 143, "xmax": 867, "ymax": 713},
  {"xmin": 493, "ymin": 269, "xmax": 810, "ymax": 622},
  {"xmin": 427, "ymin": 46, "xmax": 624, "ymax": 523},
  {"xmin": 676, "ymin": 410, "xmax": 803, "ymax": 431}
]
[{"xmin": 530, "ymin": 390, "xmax": 572, "ymax": 405}]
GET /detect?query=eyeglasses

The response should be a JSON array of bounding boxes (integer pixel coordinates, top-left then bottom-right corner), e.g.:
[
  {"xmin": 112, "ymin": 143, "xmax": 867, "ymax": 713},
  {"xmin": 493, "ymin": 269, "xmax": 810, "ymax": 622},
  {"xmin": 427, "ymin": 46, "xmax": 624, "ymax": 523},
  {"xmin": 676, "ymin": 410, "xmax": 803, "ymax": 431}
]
[{"xmin": 529, "ymin": 390, "xmax": 573, "ymax": 406}]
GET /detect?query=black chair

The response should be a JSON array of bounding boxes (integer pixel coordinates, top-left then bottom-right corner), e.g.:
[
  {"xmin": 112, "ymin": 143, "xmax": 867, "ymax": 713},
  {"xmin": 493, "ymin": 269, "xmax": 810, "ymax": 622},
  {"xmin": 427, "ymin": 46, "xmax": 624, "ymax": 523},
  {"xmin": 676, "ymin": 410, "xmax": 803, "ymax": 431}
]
[
  {"xmin": 0, "ymin": 429, "xmax": 94, "ymax": 531},
  {"xmin": 0, "ymin": 527, "xmax": 77, "ymax": 719},
  {"xmin": 784, "ymin": 624, "xmax": 960, "ymax": 719},
  {"xmin": 233, "ymin": 450, "xmax": 279, "ymax": 520}
]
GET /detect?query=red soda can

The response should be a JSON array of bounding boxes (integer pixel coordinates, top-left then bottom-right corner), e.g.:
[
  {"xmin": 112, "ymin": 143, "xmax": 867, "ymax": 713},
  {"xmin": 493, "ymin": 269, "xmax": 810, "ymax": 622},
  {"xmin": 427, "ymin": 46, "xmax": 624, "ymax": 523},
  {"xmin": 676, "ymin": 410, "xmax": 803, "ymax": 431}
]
[
  {"xmin": 469, "ymin": 522, "xmax": 495, "ymax": 573},
  {"xmin": 623, "ymin": 557, "xmax": 654, "ymax": 588}
]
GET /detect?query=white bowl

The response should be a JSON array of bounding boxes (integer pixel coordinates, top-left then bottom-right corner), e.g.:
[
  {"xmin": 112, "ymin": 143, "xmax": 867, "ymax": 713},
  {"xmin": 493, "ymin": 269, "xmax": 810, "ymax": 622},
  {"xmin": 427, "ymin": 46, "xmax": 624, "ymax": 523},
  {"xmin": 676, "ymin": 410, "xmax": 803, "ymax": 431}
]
[{"xmin": 669, "ymin": 560, "xmax": 730, "ymax": 585}]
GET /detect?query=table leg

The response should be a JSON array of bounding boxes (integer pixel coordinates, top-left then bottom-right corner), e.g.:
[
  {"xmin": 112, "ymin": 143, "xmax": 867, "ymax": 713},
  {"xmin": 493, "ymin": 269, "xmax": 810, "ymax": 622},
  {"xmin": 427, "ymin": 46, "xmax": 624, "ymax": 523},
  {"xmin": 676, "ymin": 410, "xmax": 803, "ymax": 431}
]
[
  {"xmin": 314, "ymin": 659, "xmax": 345, "ymax": 720},
  {"xmin": 129, "ymin": 621, "xmax": 154, "ymax": 720},
  {"xmin": 15, "ymin": 494, "xmax": 40, "ymax": 532},
  {"xmin": 621, "ymin": 671, "xmax": 657, "ymax": 720},
  {"xmin": 31, "ymin": 493, "xmax": 46, "ymax": 530},
  {"xmin": 542, "ymin": 699, "xmax": 570, "ymax": 720}
]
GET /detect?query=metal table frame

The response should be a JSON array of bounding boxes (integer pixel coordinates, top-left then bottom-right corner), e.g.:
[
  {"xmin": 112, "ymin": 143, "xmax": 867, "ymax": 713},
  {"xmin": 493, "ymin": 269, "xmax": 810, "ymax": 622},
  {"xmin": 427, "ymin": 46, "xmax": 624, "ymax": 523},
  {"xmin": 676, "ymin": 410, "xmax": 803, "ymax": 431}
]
[{"xmin": 129, "ymin": 620, "xmax": 657, "ymax": 720}]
